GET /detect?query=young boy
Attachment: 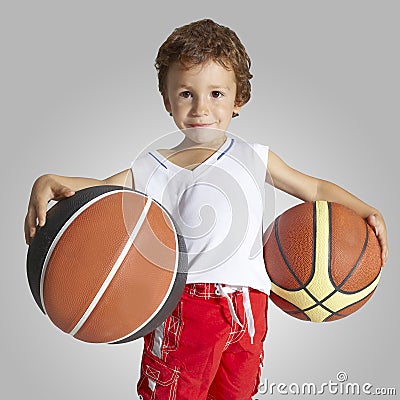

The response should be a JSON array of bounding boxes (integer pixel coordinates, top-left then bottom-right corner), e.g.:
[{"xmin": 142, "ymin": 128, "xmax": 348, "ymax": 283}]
[{"xmin": 25, "ymin": 19, "xmax": 388, "ymax": 400}]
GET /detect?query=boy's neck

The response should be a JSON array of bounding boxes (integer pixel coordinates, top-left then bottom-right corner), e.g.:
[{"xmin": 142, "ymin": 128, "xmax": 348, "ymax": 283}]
[{"xmin": 178, "ymin": 134, "xmax": 227, "ymax": 152}]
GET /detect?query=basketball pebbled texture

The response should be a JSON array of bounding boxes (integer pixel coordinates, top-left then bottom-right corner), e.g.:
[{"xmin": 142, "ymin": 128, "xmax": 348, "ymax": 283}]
[{"xmin": 264, "ymin": 201, "xmax": 382, "ymax": 322}]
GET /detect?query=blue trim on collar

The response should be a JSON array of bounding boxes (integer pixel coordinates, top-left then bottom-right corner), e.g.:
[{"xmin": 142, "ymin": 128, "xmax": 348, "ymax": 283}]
[
  {"xmin": 217, "ymin": 138, "xmax": 234, "ymax": 160},
  {"xmin": 148, "ymin": 152, "xmax": 168, "ymax": 169}
]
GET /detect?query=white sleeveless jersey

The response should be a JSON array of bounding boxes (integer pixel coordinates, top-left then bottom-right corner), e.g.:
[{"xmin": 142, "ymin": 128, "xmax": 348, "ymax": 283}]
[{"xmin": 131, "ymin": 136, "xmax": 271, "ymax": 294}]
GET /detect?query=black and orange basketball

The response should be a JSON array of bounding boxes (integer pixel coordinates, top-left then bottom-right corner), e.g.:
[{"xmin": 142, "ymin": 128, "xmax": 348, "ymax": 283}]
[
  {"xmin": 27, "ymin": 186, "xmax": 187, "ymax": 343},
  {"xmin": 263, "ymin": 201, "xmax": 382, "ymax": 322}
]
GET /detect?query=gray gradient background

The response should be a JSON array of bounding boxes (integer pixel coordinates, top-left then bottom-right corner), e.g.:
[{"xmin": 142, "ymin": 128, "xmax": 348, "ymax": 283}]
[{"xmin": 1, "ymin": 1, "xmax": 399, "ymax": 399}]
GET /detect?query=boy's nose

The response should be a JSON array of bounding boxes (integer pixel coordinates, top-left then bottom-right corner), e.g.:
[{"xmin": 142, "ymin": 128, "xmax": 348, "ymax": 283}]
[{"xmin": 191, "ymin": 98, "xmax": 209, "ymax": 116}]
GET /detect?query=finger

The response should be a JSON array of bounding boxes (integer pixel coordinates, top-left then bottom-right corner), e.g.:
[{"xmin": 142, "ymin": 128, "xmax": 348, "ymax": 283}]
[
  {"xmin": 53, "ymin": 186, "xmax": 75, "ymax": 201},
  {"xmin": 27, "ymin": 227, "xmax": 36, "ymax": 245},
  {"xmin": 370, "ymin": 222, "xmax": 385, "ymax": 266},
  {"xmin": 377, "ymin": 233, "xmax": 388, "ymax": 267},
  {"xmin": 370, "ymin": 217, "xmax": 380, "ymax": 238},
  {"xmin": 24, "ymin": 221, "xmax": 33, "ymax": 245},
  {"xmin": 384, "ymin": 248, "xmax": 389, "ymax": 263},
  {"xmin": 366, "ymin": 214, "xmax": 377, "ymax": 228},
  {"xmin": 366, "ymin": 215, "xmax": 379, "ymax": 236},
  {"xmin": 382, "ymin": 244, "xmax": 389, "ymax": 266},
  {"xmin": 36, "ymin": 201, "xmax": 48, "ymax": 227},
  {"xmin": 366, "ymin": 213, "xmax": 388, "ymax": 267},
  {"xmin": 381, "ymin": 246, "xmax": 388, "ymax": 267},
  {"xmin": 366, "ymin": 213, "xmax": 376, "ymax": 223},
  {"xmin": 64, "ymin": 187, "xmax": 75, "ymax": 196},
  {"xmin": 24, "ymin": 207, "xmax": 37, "ymax": 245}
]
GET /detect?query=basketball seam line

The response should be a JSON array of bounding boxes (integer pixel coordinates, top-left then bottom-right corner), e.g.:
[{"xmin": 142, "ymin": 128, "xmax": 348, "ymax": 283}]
[
  {"xmin": 274, "ymin": 201, "xmax": 337, "ymax": 316},
  {"xmin": 39, "ymin": 189, "xmax": 127, "ymax": 315},
  {"xmin": 69, "ymin": 196, "xmax": 153, "ymax": 337},
  {"xmin": 112, "ymin": 195, "xmax": 183, "ymax": 344},
  {"xmin": 322, "ymin": 288, "xmax": 377, "ymax": 321},
  {"xmin": 279, "ymin": 203, "xmax": 377, "ymax": 319},
  {"xmin": 329, "ymin": 222, "xmax": 371, "ymax": 293},
  {"xmin": 303, "ymin": 221, "xmax": 370, "ymax": 314}
]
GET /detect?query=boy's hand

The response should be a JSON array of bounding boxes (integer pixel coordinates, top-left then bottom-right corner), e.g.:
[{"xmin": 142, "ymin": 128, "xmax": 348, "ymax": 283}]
[
  {"xmin": 24, "ymin": 174, "xmax": 75, "ymax": 245},
  {"xmin": 366, "ymin": 212, "xmax": 389, "ymax": 267}
]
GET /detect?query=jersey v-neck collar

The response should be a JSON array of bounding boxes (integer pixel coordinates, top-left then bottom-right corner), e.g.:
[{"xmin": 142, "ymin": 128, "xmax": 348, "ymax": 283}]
[{"xmin": 149, "ymin": 137, "xmax": 235, "ymax": 179}]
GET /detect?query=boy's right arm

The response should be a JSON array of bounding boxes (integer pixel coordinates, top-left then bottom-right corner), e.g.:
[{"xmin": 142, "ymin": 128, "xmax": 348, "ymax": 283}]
[{"xmin": 24, "ymin": 169, "xmax": 133, "ymax": 245}]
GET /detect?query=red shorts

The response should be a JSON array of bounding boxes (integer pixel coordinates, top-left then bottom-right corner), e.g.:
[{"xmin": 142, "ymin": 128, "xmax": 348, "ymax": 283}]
[{"xmin": 137, "ymin": 283, "xmax": 268, "ymax": 400}]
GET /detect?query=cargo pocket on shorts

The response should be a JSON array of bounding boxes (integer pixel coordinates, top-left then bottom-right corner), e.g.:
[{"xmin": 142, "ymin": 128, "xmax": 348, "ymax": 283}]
[
  {"xmin": 137, "ymin": 352, "xmax": 180, "ymax": 400},
  {"xmin": 163, "ymin": 301, "xmax": 183, "ymax": 353}
]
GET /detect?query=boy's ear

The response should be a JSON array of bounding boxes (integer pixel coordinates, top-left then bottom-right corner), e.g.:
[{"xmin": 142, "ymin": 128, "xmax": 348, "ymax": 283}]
[
  {"xmin": 163, "ymin": 96, "xmax": 172, "ymax": 114},
  {"xmin": 233, "ymin": 102, "xmax": 242, "ymax": 115}
]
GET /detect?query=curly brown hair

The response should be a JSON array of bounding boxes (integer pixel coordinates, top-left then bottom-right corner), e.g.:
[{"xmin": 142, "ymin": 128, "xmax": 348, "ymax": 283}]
[{"xmin": 155, "ymin": 19, "xmax": 253, "ymax": 107}]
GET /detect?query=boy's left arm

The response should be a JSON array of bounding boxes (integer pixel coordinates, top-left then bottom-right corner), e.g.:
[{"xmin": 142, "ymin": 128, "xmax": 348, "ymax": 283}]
[
  {"xmin": 267, "ymin": 150, "xmax": 389, "ymax": 266},
  {"xmin": 315, "ymin": 179, "xmax": 388, "ymax": 266}
]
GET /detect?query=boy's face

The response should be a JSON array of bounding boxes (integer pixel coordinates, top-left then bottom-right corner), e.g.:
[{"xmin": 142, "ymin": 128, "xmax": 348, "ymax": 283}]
[{"xmin": 163, "ymin": 60, "xmax": 242, "ymax": 144}]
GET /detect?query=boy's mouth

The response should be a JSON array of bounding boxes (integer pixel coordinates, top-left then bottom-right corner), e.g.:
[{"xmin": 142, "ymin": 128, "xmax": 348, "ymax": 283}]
[{"xmin": 189, "ymin": 123, "xmax": 214, "ymax": 128}]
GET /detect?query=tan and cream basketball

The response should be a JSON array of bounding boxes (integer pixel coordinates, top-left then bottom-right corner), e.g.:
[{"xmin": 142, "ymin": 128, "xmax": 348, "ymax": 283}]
[{"xmin": 264, "ymin": 201, "xmax": 382, "ymax": 322}]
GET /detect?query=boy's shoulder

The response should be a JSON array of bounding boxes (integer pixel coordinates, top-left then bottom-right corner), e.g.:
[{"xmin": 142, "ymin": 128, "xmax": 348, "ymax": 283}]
[
  {"xmin": 230, "ymin": 137, "xmax": 268, "ymax": 152},
  {"xmin": 230, "ymin": 139, "xmax": 269, "ymax": 168}
]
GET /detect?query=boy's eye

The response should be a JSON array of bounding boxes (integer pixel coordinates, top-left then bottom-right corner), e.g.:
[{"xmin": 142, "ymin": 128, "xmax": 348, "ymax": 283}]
[
  {"xmin": 180, "ymin": 91, "xmax": 192, "ymax": 98},
  {"xmin": 211, "ymin": 91, "xmax": 223, "ymax": 98}
]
